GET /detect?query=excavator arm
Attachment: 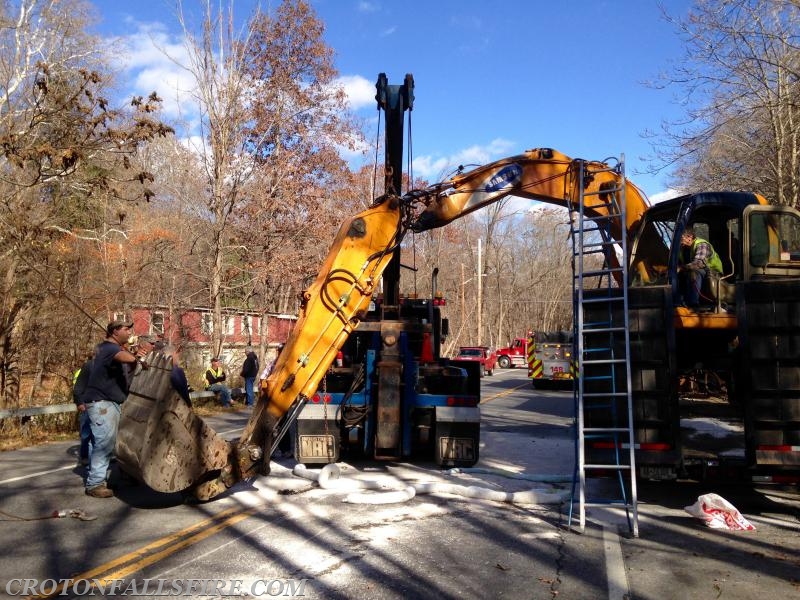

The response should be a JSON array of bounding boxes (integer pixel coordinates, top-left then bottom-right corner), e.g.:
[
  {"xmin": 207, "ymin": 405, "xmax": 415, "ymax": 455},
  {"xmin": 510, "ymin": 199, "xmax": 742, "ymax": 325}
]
[
  {"xmin": 232, "ymin": 148, "xmax": 649, "ymax": 482},
  {"xmin": 237, "ymin": 196, "xmax": 408, "ymax": 475},
  {"xmin": 118, "ymin": 147, "xmax": 650, "ymax": 500},
  {"xmin": 412, "ymin": 147, "xmax": 648, "ymax": 241}
]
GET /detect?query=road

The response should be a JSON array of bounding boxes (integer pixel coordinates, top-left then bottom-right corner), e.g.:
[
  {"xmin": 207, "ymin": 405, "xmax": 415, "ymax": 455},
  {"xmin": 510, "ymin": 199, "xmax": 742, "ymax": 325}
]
[{"xmin": 0, "ymin": 369, "xmax": 798, "ymax": 599}]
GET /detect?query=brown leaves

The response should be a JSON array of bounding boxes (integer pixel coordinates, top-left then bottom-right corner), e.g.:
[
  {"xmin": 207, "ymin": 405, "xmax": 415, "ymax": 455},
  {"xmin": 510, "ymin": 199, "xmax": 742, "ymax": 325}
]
[{"xmin": 60, "ymin": 149, "xmax": 79, "ymax": 170}]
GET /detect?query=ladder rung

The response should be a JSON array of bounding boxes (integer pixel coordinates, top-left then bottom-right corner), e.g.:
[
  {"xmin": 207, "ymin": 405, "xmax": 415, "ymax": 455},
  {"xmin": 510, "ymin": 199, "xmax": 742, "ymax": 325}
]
[
  {"xmin": 582, "ymin": 184, "xmax": 622, "ymax": 195},
  {"xmin": 581, "ymin": 295, "xmax": 625, "ymax": 304},
  {"xmin": 584, "ymin": 464, "xmax": 632, "ymax": 470},
  {"xmin": 581, "ymin": 358, "xmax": 628, "ymax": 365},
  {"xmin": 583, "ymin": 427, "xmax": 632, "ymax": 433},
  {"xmin": 582, "ymin": 392, "xmax": 630, "ymax": 398},
  {"xmin": 578, "ymin": 240, "xmax": 617, "ymax": 250},
  {"xmin": 580, "ymin": 326, "xmax": 627, "ymax": 334},
  {"xmin": 572, "ymin": 221, "xmax": 606, "ymax": 231},
  {"xmin": 578, "ymin": 268, "xmax": 623, "ymax": 278},
  {"xmin": 583, "ymin": 500, "xmax": 635, "ymax": 508},
  {"xmin": 578, "ymin": 248, "xmax": 612, "ymax": 257},
  {"xmin": 582, "ymin": 213, "xmax": 622, "ymax": 223}
]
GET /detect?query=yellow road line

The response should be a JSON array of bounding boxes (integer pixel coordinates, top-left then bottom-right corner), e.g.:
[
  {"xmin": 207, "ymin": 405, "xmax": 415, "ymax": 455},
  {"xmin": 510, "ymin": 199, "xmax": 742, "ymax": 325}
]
[
  {"xmin": 481, "ymin": 382, "xmax": 529, "ymax": 404},
  {"xmin": 31, "ymin": 505, "xmax": 257, "ymax": 599}
]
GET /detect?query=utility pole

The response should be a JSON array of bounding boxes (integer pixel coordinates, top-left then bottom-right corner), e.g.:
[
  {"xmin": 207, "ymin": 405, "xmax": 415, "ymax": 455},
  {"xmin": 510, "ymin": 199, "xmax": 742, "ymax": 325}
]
[
  {"xmin": 477, "ymin": 238, "xmax": 482, "ymax": 346},
  {"xmin": 461, "ymin": 263, "xmax": 466, "ymax": 343}
]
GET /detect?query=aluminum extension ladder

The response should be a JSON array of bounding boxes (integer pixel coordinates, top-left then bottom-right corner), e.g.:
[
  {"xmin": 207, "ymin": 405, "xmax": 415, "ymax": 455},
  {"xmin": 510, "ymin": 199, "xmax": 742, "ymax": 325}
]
[{"xmin": 568, "ymin": 155, "xmax": 639, "ymax": 537}]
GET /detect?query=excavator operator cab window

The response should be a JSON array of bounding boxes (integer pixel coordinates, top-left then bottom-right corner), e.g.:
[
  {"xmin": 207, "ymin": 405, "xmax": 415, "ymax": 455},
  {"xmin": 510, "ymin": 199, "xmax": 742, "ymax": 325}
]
[
  {"xmin": 748, "ymin": 213, "xmax": 771, "ymax": 268},
  {"xmin": 748, "ymin": 210, "xmax": 800, "ymax": 268},
  {"xmin": 629, "ymin": 214, "xmax": 675, "ymax": 286}
]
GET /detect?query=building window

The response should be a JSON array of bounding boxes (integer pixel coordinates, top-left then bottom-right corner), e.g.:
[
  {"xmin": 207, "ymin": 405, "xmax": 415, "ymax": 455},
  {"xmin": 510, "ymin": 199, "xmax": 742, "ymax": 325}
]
[
  {"xmin": 151, "ymin": 312, "xmax": 165, "ymax": 334},
  {"xmin": 201, "ymin": 313, "xmax": 213, "ymax": 335},
  {"xmin": 223, "ymin": 315, "xmax": 234, "ymax": 335},
  {"xmin": 241, "ymin": 315, "xmax": 254, "ymax": 336},
  {"xmin": 113, "ymin": 311, "xmax": 127, "ymax": 323}
]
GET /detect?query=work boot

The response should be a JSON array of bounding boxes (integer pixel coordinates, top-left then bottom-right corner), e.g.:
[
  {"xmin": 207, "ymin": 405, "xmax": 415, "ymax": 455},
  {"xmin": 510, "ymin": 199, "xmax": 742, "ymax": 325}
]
[{"xmin": 85, "ymin": 483, "xmax": 113, "ymax": 498}]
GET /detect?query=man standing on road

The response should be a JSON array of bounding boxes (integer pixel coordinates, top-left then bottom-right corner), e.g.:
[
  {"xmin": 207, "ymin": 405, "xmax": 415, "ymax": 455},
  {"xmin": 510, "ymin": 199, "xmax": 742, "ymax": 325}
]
[
  {"xmin": 82, "ymin": 320, "xmax": 147, "ymax": 498},
  {"xmin": 72, "ymin": 352, "xmax": 95, "ymax": 467},
  {"xmin": 240, "ymin": 347, "xmax": 259, "ymax": 407}
]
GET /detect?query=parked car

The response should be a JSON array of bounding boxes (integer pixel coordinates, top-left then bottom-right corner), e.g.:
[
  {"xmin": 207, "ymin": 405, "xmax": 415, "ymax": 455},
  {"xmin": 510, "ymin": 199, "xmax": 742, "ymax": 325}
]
[{"xmin": 456, "ymin": 346, "xmax": 497, "ymax": 377}]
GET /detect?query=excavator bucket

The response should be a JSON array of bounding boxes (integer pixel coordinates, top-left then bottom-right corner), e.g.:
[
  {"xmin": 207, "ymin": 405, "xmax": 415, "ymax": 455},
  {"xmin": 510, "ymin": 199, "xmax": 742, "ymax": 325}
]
[{"xmin": 116, "ymin": 353, "xmax": 234, "ymax": 499}]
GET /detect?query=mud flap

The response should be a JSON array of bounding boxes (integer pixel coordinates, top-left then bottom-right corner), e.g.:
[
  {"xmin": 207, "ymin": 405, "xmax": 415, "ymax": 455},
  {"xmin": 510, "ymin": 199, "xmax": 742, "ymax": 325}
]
[
  {"xmin": 435, "ymin": 406, "xmax": 480, "ymax": 467},
  {"xmin": 116, "ymin": 354, "xmax": 233, "ymax": 497}
]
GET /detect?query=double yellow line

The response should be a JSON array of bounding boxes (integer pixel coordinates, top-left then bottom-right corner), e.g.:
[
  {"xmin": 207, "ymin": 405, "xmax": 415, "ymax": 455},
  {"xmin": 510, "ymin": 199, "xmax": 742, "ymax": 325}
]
[
  {"xmin": 31, "ymin": 505, "xmax": 258, "ymax": 599},
  {"xmin": 480, "ymin": 382, "xmax": 530, "ymax": 404}
]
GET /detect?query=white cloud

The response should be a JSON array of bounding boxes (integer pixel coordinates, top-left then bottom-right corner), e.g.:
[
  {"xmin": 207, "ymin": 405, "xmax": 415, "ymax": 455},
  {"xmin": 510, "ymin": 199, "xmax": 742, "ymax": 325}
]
[
  {"xmin": 357, "ymin": 1, "xmax": 380, "ymax": 12},
  {"xmin": 105, "ymin": 22, "xmax": 200, "ymax": 126},
  {"xmin": 412, "ymin": 138, "xmax": 516, "ymax": 180},
  {"xmin": 649, "ymin": 188, "xmax": 682, "ymax": 204},
  {"xmin": 335, "ymin": 75, "xmax": 376, "ymax": 111}
]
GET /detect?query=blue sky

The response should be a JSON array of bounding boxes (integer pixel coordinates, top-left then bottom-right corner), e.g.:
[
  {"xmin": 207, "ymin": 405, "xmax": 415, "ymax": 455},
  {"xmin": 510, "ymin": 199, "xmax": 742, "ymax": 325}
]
[{"xmin": 90, "ymin": 0, "xmax": 695, "ymax": 201}]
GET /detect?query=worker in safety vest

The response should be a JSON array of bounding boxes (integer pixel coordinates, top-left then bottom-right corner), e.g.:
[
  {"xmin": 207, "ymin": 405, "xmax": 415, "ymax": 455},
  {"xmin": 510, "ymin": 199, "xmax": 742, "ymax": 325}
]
[
  {"xmin": 205, "ymin": 357, "xmax": 232, "ymax": 408},
  {"xmin": 677, "ymin": 225, "xmax": 723, "ymax": 308}
]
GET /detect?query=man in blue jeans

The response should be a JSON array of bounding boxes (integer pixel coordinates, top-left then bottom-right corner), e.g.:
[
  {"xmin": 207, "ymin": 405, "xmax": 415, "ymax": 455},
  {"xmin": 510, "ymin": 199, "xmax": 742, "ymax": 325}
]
[
  {"xmin": 205, "ymin": 357, "xmax": 232, "ymax": 407},
  {"xmin": 72, "ymin": 352, "xmax": 95, "ymax": 467},
  {"xmin": 240, "ymin": 347, "xmax": 259, "ymax": 407},
  {"xmin": 82, "ymin": 319, "xmax": 147, "ymax": 498}
]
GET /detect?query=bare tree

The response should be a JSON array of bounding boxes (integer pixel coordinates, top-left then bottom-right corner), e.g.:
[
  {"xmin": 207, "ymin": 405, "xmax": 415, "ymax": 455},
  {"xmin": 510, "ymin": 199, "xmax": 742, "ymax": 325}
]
[
  {"xmin": 414, "ymin": 202, "xmax": 574, "ymax": 356},
  {"xmin": 171, "ymin": 0, "xmax": 362, "ymax": 359},
  {"xmin": 652, "ymin": 0, "xmax": 800, "ymax": 205},
  {"xmin": 0, "ymin": 0, "xmax": 171, "ymax": 406},
  {"xmin": 169, "ymin": 0, "xmax": 269, "ymax": 358},
  {"xmin": 235, "ymin": 0, "xmax": 364, "ymax": 351}
]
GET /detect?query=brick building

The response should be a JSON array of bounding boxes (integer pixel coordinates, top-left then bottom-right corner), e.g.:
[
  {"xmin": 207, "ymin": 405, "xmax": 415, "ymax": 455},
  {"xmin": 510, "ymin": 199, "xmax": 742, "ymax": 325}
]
[{"xmin": 113, "ymin": 306, "xmax": 296, "ymax": 389}]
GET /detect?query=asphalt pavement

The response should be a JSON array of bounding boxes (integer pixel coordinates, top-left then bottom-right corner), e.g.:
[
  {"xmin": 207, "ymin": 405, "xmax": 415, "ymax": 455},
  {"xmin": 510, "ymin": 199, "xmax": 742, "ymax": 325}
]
[{"xmin": 0, "ymin": 369, "xmax": 798, "ymax": 600}]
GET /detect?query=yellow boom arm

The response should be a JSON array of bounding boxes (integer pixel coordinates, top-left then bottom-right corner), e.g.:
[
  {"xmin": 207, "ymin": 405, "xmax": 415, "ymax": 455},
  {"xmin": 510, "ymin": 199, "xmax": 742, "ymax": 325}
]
[
  {"xmin": 412, "ymin": 147, "xmax": 649, "ymax": 240},
  {"xmin": 238, "ymin": 195, "xmax": 405, "ymax": 461},
  {"xmin": 160, "ymin": 148, "xmax": 651, "ymax": 498}
]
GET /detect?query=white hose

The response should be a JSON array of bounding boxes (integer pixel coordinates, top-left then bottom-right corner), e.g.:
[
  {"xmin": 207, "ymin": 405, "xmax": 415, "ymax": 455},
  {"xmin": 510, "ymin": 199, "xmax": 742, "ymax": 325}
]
[
  {"xmin": 448, "ymin": 467, "xmax": 571, "ymax": 483},
  {"xmin": 293, "ymin": 463, "xmax": 568, "ymax": 506},
  {"xmin": 293, "ymin": 463, "xmax": 403, "ymax": 491}
]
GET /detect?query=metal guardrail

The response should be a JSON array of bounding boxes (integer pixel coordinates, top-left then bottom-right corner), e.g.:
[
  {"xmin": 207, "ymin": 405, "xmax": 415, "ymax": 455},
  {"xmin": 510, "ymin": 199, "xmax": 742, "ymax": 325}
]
[
  {"xmin": 0, "ymin": 403, "xmax": 77, "ymax": 420},
  {"xmin": 0, "ymin": 391, "xmax": 221, "ymax": 420}
]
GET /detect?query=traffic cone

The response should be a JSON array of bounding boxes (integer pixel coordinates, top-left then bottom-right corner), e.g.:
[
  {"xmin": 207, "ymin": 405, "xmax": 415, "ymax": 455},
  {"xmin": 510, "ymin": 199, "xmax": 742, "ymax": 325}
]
[{"xmin": 420, "ymin": 332, "xmax": 434, "ymax": 363}]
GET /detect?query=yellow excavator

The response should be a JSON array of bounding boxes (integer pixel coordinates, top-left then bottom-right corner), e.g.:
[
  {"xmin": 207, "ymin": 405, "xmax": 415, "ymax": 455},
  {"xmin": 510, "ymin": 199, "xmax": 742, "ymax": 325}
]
[
  {"xmin": 117, "ymin": 146, "xmax": 800, "ymax": 498},
  {"xmin": 117, "ymin": 148, "xmax": 650, "ymax": 499}
]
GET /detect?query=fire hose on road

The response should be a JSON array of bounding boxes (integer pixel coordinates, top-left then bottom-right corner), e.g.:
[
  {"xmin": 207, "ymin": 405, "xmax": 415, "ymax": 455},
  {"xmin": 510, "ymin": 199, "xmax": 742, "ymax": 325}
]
[{"xmin": 291, "ymin": 463, "xmax": 569, "ymax": 506}]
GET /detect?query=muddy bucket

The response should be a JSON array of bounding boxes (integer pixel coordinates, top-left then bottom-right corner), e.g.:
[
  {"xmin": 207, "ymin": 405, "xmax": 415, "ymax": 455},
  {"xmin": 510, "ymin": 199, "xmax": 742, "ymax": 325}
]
[{"xmin": 116, "ymin": 354, "xmax": 233, "ymax": 498}]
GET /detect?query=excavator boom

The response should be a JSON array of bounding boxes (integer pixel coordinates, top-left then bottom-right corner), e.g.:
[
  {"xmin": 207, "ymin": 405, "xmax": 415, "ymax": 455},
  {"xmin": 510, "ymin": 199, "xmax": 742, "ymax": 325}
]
[
  {"xmin": 240, "ymin": 196, "xmax": 405, "ymax": 459},
  {"xmin": 412, "ymin": 148, "xmax": 649, "ymax": 237},
  {"xmin": 117, "ymin": 147, "xmax": 651, "ymax": 500}
]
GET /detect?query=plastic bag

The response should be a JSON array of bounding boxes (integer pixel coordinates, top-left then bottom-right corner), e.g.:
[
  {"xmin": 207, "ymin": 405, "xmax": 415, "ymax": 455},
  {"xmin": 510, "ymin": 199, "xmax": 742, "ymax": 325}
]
[{"xmin": 684, "ymin": 493, "xmax": 755, "ymax": 531}]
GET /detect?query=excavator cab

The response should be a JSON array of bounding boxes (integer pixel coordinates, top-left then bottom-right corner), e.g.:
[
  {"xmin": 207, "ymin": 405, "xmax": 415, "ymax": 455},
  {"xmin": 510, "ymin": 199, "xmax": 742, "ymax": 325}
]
[{"xmin": 628, "ymin": 193, "xmax": 746, "ymax": 313}]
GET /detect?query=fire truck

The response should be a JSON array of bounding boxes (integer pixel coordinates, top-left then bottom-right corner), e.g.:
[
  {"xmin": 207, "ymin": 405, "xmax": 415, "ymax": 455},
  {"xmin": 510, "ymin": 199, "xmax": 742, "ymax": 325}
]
[
  {"xmin": 495, "ymin": 336, "xmax": 528, "ymax": 368},
  {"xmin": 526, "ymin": 331, "xmax": 575, "ymax": 387}
]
